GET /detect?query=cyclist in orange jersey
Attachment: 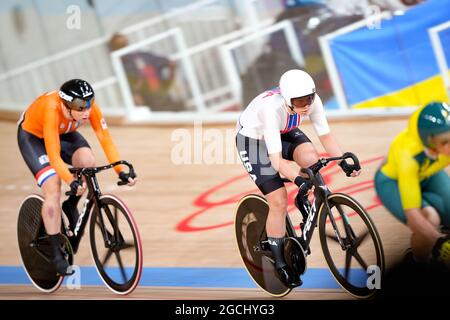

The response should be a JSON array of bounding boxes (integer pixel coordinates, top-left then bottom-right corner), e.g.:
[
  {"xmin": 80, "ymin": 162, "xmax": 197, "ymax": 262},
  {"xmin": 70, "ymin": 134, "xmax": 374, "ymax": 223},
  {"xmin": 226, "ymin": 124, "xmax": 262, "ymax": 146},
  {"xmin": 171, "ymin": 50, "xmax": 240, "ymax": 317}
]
[{"xmin": 17, "ymin": 79, "xmax": 137, "ymax": 275}]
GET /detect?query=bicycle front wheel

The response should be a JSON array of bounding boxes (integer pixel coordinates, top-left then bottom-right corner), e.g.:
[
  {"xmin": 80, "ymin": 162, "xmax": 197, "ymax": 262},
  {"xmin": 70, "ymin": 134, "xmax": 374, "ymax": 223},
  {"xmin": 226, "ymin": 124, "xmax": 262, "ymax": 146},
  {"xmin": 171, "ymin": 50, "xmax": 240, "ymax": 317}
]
[
  {"xmin": 89, "ymin": 194, "xmax": 143, "ymax": 295},
  {"xmin": 318, "ymin": 193, "xmax": 385, "ymax": 299}
]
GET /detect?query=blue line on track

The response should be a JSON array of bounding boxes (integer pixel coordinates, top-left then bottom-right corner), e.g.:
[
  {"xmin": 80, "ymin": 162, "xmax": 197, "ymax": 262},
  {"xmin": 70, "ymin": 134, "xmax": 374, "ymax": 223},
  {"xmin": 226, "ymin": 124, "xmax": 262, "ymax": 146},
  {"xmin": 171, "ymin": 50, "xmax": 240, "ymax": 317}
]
[{"xmin": 0, "ymin": 266, "xmax": 362, "ymax": 289}]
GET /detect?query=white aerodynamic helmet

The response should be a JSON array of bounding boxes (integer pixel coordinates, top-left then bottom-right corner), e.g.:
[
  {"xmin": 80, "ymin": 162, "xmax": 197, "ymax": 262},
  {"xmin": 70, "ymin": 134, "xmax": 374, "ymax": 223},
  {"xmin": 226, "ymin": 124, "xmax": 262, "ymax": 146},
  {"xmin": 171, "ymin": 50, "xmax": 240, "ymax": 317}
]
[{"xmin": 279, "ymin": 69, "xmax": 316, "ymax": 107}]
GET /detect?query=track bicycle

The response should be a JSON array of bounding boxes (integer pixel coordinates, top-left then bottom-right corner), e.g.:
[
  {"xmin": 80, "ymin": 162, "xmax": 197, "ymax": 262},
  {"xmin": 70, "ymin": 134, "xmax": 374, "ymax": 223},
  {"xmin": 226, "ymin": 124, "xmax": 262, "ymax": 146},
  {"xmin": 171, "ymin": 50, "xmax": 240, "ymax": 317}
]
[
  {"xmin": 17, "ymin": 160, "xmax": 143, "ymax": 295},
  {"xmin": 235, "ymin": 152, "xmax": 385, "ymax": 299}
]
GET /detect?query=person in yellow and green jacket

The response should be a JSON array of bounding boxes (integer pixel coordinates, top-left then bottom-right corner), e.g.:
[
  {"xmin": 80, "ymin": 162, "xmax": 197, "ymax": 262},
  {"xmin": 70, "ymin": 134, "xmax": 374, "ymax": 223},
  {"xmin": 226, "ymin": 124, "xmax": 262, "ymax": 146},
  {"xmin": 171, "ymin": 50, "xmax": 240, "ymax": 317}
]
[{"xmin": 375, "ymin": 102, "xmax": 450, "ymax": 266}]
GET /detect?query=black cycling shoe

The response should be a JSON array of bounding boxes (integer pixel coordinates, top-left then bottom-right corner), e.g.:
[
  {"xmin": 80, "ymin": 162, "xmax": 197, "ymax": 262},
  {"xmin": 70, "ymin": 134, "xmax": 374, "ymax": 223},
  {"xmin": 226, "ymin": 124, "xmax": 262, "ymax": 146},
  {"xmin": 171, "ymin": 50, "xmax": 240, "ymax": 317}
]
[
  {"xmin": 52, "ymin": 251, "xmax": 74, "ymax": 276},
  {"xmin": 49, "ymin": 234, "xmax": 74, "ymax": 276},
  {"xmin": 62, "ymin": 200, "xmax": 79, "ymax": 232},
  {"xmin": 276, "ymin": 265, "xmax": 302, "ymax": 288}
]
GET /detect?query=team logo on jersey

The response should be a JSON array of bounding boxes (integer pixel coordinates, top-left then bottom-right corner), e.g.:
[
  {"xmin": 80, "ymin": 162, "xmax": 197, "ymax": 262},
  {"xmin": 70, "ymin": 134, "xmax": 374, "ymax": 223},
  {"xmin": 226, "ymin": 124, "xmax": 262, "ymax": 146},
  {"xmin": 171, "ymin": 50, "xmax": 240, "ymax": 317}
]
[
  {"xmin": 38, "ymin": 154, "xmax": 49, "ymax": 165},
  {"xmin": 60, "ymin": 123, "xmax": 65, "ymax": 129}
]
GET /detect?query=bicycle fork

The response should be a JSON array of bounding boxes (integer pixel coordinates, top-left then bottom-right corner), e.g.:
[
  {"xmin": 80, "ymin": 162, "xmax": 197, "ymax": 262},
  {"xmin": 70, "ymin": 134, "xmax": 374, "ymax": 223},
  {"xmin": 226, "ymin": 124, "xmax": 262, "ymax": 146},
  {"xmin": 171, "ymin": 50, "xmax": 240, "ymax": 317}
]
[{"xmin": 323, "ymin": 199, "xmax": 349, "ymax": 251}]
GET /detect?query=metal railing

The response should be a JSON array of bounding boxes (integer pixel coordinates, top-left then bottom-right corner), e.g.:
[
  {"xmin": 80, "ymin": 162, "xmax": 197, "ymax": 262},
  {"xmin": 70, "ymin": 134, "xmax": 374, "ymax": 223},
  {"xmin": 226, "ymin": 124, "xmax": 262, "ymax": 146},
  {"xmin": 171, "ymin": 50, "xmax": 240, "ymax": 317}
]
[{"xmin": 0, "ymin": 0, "xmax": 284, "ymax": 117}]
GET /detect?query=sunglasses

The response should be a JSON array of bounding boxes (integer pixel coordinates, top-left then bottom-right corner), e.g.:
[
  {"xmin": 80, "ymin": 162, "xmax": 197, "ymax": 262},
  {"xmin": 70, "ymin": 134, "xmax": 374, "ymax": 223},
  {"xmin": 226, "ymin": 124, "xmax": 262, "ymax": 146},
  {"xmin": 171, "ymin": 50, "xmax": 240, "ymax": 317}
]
[
  {"xmin": 292, "ymin": 93, "xmax": 315, "ymax": 106},
  {"xmin": 65, "ymin": 98, "xmax": 93, "ymax": 112}
]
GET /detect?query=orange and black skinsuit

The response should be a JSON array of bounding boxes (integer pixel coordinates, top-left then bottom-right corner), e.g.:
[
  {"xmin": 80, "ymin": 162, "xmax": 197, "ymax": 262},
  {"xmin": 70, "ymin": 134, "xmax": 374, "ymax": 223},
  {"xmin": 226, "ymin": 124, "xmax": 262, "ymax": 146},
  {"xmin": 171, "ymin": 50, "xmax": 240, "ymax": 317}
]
[{"xmin": 18, "ymin": 90, "xmax": 124, "ymax": 187}]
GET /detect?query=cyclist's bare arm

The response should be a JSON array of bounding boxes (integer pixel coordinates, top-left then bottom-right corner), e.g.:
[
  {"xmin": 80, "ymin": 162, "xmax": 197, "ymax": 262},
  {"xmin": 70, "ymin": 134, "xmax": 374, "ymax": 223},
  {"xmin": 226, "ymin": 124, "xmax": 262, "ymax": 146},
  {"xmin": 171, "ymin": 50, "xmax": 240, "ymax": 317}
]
[{"xmin": 318, "ymin": 132, "xmax": 344, "ymax": 158}]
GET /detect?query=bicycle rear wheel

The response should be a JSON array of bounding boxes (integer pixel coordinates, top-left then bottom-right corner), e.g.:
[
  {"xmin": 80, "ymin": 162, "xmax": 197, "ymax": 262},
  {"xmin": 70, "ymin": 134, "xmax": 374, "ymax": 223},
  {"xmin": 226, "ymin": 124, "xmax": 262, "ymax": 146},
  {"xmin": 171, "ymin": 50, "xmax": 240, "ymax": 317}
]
[
  {"xmin": 17, "ymin": 194, "xmax": 73, "ymax": 292},
  {"xmin": 235, "ymin": 194, "xmax": 298, "ymax": 297},
  {"xmin": 89, "ymin": 194, "xmax": 143, "ymax": 295},
  {"xmin": 318, "ymin": 193, "xmax": 385, "ymax": 299}
]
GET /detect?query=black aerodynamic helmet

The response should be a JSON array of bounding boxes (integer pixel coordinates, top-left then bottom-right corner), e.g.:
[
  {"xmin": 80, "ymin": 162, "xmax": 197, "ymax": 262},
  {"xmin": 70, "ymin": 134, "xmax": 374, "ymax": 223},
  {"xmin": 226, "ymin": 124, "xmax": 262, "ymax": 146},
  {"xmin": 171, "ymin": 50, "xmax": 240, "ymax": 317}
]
[{"xmin": 59, "ymin": 79, "xmax": 95, "ymax": 110}]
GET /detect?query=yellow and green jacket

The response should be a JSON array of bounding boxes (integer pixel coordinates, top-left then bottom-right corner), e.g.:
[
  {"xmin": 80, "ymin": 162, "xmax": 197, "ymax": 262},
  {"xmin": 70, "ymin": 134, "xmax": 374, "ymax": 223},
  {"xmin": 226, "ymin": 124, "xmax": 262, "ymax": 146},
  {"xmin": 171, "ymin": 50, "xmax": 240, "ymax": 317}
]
[{"xmin": 380, "ymin": 105, "xmax": 450, "ymax": 210}]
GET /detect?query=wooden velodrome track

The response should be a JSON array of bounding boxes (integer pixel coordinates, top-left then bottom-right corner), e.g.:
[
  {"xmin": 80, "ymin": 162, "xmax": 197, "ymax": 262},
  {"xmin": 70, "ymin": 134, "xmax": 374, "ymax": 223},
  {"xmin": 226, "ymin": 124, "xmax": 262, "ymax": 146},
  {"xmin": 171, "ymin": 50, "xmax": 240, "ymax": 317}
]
[{"xmin": 0, "ymin": 115, "xmax": 418, "ymax": 300}]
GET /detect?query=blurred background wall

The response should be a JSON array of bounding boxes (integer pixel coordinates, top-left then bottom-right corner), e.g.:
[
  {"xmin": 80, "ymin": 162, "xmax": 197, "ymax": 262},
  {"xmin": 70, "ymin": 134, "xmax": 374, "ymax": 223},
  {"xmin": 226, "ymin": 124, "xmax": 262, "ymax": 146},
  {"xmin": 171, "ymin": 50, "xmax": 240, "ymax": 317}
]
[{"xmin": 0, "ymin": 0, "xmax": 446, "ymax": 120}]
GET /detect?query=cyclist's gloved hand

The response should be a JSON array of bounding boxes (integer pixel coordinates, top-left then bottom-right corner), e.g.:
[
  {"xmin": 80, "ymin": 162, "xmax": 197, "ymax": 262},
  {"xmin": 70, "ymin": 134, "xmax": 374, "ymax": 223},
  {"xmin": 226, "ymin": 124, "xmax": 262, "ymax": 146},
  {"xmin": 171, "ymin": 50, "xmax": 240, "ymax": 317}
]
[
  {"xmin": 294, "ymin": 176, "xmax": 311, "ymax": 197},
  {"xmin": 432, "ymin": 236, "xmax": 450, "ymax": 267},
  {"xmin": 68, "ymin": 180, "xmax": 85, "ymax": 196},
  {"xmin": 119, "ymin": 171, "xmax": 137, "ymax": 186},
  {"xmin": 339, "ymin": 159, "xmax": 361, "ymax": 177}
]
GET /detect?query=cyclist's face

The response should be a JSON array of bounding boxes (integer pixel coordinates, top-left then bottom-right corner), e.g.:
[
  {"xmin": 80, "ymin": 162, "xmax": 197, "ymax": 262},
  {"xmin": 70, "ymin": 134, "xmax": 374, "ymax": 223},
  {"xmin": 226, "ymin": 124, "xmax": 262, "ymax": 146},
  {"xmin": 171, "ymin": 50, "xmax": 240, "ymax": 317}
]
[
  {"xmin": 431, "ymin": 131, "xmax": 450, "ymax": 156},
  {"xmin": 70, "ymin": 107, "xmax": 91, "ymax": 121},
  {"xmin": 291, "ymin": 93, "xmax": 315, "ymax": 114},
  {"xmin": 63, "ymin": 102, "xmax": 91, "ymax": 121}
]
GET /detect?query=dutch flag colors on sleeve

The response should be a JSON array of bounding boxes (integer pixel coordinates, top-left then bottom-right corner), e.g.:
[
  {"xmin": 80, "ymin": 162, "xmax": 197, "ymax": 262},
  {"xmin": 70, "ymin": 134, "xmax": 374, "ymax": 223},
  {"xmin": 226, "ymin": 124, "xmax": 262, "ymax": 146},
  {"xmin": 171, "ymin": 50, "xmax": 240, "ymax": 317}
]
[{"xmin": 35, "ymin": 166, "xmax": 56, "ymax": 187}]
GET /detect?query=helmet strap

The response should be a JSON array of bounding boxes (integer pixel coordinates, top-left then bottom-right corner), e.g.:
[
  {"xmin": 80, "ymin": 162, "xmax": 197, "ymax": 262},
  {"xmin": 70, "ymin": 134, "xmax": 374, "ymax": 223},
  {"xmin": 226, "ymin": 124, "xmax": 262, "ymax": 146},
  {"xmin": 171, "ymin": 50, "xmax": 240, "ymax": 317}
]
[
  {"xmin": 65, "ymin": 104, "xmax": 76, "ymax": 121},
  {"xmin": 285, "ymin": 100, "xmax": 296, "ymax": 114},
  {"xmin": 288, "ymin": 104, "xmax": 298, "ymax": 114}
]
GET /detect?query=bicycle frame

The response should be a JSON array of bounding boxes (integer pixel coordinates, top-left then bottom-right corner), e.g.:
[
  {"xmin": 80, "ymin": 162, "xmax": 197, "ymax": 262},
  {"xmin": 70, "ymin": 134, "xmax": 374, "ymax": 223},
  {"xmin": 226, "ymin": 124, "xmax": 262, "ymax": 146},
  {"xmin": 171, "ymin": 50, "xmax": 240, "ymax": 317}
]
[
  {"xmin": 283, "ymin": 153, "xmax": 361, "ymax": 252},
  {"xmin": 65, "ymin": 160, "xmax": 134, "ymax": 253},
  {"xmin": 66, "ymin": 174, "xmax": 100, "ymax": 253},
  {"xmin": 298, "ymin": 172, "xmax": 330, "ymax": 249}
]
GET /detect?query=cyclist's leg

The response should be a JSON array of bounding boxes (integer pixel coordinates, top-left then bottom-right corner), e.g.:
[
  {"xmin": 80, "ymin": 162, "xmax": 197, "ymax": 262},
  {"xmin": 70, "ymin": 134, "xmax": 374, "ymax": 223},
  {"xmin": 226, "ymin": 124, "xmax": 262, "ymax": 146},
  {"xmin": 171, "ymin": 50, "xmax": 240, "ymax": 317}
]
[
  {"xmin": 236, "ymin": 132, "xmax": 287, "ymax": 238},
  {"xmin": 60, "ymin": 131, "xmax": 93, "ymax": 168},
  {"xmin": 41, "ymin": 176, "xmax": 73, "ymax": 275},
  {"xmin": 17, "ymin": 126, "xmax": 71, "ymax": 274},
  {"xmin": 280, "ymin": 128, "xmax": 317, "ymax": 168},
  {"xmin": 375, "ymin": 169, "xmax": 441, "ymax": 261},
  {"xmin": 421, "ymin": 200, "xmax": 441, "ymax": 229},
  {"xmin": 40, "ymin": 175, "xmax": 62, "ymax": 235},
  {"xmin": 421, "ymin": 170, "xmax": 450, "ymax": 227},
  {"xmin": 17, "ymin": 126, "xmax": 61, "ymax": 234},
  {"xmin": 293, "ymin": 143, "xmax": 319, "ymax": 169},
  {"xmin": 60, "ymin": 132, "xmax": 93, "ymax": 226},
  {"xmin": 236, "ymin": 132, "xmax": 300, "ymax": 287},
  {"xmin": 421, "ymin": 172, "xmax": 450, "ymax": 266},
  {"xmin": 374, "ymin": 170, "xmax": 409, "ymax": 224},
  {"xmin": 265, "ymin": 187, "xmax": 288, "ymax": 238},
  {"xmin": 281, "ymin": 129, "xmax": 316, "ymax": 219},
  {"xmin": 71, "ymin": 147, "xmax": 95, "ymax": 167},
  {"xmin": 264, "ymin": 185, "xmax": 302, "ymax": 287}
]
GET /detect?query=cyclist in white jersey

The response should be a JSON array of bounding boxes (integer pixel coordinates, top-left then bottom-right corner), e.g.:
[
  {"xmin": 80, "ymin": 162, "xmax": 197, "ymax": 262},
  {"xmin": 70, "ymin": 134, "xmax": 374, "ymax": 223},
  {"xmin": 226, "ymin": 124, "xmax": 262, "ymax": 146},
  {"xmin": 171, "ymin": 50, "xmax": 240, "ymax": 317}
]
[{"xmin": 236, "ymin": 69, "xmax": 361, "ymax": 287}]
